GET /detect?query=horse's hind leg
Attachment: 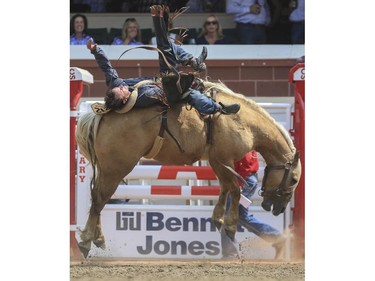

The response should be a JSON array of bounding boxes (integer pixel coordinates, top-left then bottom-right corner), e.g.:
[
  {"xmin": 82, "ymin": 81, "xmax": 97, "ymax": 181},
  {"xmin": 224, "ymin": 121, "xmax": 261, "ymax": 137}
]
[
  {"xmin": 78, "ymin": 170, "xmax": 129, "ymax": 258},
  {"xmin": 92, "ymin": 215, "xmax": 105, "ymax": 248},
  {"xmin": 78, "ymin": 204, "xmax": 102, "ymax": 258}
]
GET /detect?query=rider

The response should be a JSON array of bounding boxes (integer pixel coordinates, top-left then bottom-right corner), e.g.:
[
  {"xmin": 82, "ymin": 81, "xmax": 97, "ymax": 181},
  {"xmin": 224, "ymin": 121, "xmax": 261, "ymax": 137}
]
[
  {"xmin": 86, "ymin": 5, "xmax": 240, "ymax": 115},
  {"xmin": 221, "ymin": 151, "xmax": 287, "ymax": 260}
]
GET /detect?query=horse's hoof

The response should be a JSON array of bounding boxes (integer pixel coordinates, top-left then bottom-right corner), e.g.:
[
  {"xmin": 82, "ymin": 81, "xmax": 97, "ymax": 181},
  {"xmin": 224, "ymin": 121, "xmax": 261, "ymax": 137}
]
[
  {"xmin": 225, "ymin": 228, "xmax": 235, "ymax": 241},
  {"xmin": 78, "ymin": 242, "xmax": 91, "ymax": 258},
  {"xmin": 93, "ymin": 238, "xmax": 106, "ymax": 249}
]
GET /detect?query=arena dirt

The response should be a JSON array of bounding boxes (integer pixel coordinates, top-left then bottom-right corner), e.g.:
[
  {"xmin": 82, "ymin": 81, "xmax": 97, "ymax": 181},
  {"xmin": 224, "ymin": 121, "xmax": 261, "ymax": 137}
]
[{"xmin": 70, "ymin": 259, "xmax": 305, "ymax": 281}]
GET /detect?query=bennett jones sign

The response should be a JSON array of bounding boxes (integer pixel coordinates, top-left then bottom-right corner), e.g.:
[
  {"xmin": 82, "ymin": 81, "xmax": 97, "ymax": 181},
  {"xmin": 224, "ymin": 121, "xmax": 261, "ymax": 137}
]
[{"xmin": 86, "ymin": 204, "xmax": 283, "ymax": 259}]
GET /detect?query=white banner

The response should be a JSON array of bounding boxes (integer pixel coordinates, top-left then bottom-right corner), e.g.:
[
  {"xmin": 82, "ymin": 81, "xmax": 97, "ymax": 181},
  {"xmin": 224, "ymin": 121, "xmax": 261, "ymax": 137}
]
[{"xmin": 80, "ymin": 205, "xmax": 284, "ymax": 259}]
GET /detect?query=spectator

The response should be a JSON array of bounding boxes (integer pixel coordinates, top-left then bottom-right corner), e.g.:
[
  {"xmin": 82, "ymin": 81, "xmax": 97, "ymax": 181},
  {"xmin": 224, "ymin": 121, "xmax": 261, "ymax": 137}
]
[
  {"xmin": 185, "ymin": 0, "xmax": 226, "ymax": 13},
  {"xmin": 203, "ymin": 0, "xmax": 226, "ymax": 12},
  {"xmin": 126, "ymin": 1, "xmax": 188, "ymax": 12},
  {"xmin": 196, "ymin": 15, "xmax": 229, "ymax": 45},
  {"xmin": 168, "ymin": 0, "xmax": 190, "ymax": 12},
  {"xmin": 226, "ymin": 0, "xmax": 271, "ymax": 44},
  {"xmin": 266, "ymin": 0, "xmax": 292, "ymax": 44},
  {"xmin": 185, "ymin": 0, "xmax": 204, "ymax": 12},
  {"xmin": 112, "ymin": 18, "xmax": 143, "ymax": 45},
  {"xmin": 70, "ymin": 14, "xmax": 93, "ymax": 45},
  {"xmin": 105, "ymin": 0, "xmax": 131, "ymax": 12},
  {"xmin": 70, "ymin": 0, "xmax": 91, "ymax": 12},
  {"xmin": 221, "ymin": 151, "xmax": 287, "ymax": 260},
  {"xmin": 289, "ymin": 0, "xmax": 304, "ymax": 44}
]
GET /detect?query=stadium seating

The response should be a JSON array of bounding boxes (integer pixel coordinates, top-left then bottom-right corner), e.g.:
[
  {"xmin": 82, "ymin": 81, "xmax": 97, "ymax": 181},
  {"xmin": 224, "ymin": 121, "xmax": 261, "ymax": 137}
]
[
  {"xmin": 86, "ymin": 28, "xmax": 108, "ymax": 44},
  {"xmin": 140, "ymin": 28, "xmax": 153, "ymax": 44},
  {"xmin": 108, "ymin": 28, "xmax": 122, "ymax": 44}
]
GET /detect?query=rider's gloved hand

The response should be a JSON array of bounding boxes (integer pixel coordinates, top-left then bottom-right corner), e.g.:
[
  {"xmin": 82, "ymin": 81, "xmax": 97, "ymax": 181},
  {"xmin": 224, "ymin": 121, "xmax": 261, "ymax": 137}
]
[{"xmin": 86, "ymin": 38, "xmax": 97, "ymax": 51}]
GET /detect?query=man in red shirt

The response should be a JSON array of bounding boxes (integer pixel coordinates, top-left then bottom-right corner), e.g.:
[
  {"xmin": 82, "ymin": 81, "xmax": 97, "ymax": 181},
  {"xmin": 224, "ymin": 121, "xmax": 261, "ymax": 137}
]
[{"xmin": 221, "ymin": 151, "xmax": 287, "ymax": 259}]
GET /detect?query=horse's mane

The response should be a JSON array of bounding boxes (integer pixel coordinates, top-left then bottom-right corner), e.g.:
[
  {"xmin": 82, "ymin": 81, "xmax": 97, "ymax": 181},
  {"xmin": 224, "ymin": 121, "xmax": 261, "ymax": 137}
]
[{"xmin": 203, "ymin": 80, "xmax": 296, "ymax": 154}]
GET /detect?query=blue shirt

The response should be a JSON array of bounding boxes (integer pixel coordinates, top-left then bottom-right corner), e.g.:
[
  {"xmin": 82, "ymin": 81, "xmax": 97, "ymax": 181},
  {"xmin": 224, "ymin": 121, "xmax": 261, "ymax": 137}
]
[
  {"xmin": 289, "ymin": 0, "xmax": 305, "ymax": 22},
  {"xmin": 111, "ymin": 37, "xmax": 143, "ymax": 45},
  {"xmin": 91, "ymin": 46, "xmax": 163, "ymax": 107},
  {"xmin": 226, "ymin": 0, "xmax": 270, "ymax": 25},
  {"xmin": 70, "ymin": 34, "xmax": 93, "ymax": 45}
]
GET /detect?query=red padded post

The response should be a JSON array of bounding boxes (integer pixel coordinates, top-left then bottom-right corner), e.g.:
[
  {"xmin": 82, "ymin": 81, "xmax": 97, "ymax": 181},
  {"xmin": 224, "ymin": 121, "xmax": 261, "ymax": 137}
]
[
  {"xmin": 70, "ymin": 67, "xmax": 93, "ymax": 260},
  {"xmin": 288, "ymin": 62, "xmax": 305, "ymax": 260}
]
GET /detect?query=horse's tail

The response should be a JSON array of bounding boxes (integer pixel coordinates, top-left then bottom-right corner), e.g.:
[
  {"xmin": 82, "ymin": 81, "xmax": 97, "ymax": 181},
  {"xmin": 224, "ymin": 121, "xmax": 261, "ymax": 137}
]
[
  {"xmin": 76, "ymin": 111, "xmax": 100, "ymax": 163},
  {"xmin": 76, "ymin": 112, "xmax": 103, "ymax": 197}
]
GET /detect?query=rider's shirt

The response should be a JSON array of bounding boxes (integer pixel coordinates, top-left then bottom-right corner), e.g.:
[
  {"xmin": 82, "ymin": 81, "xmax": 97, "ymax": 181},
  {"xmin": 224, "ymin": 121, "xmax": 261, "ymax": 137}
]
[{"xmin": 91, "ymin": 46, "xmax": 164, "ymax": 107}]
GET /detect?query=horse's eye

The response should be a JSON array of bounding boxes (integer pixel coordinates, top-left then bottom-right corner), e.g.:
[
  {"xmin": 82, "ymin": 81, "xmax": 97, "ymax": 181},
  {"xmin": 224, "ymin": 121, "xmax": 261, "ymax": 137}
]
[{"xmin": 291, "ymin": 177, "xmax": 298, "ymax": 185}]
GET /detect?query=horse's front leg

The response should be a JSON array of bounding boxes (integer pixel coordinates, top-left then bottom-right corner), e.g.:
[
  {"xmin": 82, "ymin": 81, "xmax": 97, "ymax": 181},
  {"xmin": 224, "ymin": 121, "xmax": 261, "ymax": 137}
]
[{"xmin": 212, "ymin": 179, "xmax": 240, "ymax": 240}]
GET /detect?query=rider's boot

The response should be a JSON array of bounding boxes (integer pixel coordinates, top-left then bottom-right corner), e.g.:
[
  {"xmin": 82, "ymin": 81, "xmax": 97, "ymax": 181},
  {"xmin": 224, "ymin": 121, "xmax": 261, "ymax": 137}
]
[
  {"xmin": 218, "ymin": 102, "xmax": 240, "ymax": 115},
  {"xmin": 189, "ymin": 46, "xmax": 207, "ymax": 72}
]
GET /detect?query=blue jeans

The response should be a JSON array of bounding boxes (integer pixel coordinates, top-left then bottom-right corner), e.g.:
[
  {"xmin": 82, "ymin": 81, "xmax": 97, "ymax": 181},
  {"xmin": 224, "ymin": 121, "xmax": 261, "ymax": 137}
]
[
  {"xmin": 221, "ymin": 173, "xmax": 282, "ymax": 256},
  {"xmin": 236, "ymin": 22, "xmax": 267, "ymax": 44},
  {"xmin": 153, "ymin": 15, "xmax": 193, "ymax": 73},
  {"xmin": 185, "ymin": 89, "xmax": 220, "ymax": 114}
]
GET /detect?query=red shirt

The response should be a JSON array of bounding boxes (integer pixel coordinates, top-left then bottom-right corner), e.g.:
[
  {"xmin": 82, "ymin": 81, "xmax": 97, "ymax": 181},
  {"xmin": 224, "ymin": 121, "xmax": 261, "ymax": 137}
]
[{"xmin": 234, "ymin": 151, "xmax": 259, "ymax": 180}]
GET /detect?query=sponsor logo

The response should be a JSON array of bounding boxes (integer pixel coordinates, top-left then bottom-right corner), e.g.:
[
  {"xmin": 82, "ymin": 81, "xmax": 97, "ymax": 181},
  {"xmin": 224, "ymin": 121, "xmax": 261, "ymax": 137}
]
[
  {"xmin": 116, "ymin": 211, "xmax": 221, "ymax": 256},
  {"xmin": 116, "ymin": 212, "xmax": 141, "ymax": 230},
  {"xmin": 116, "ymin": 211, "xmax": 217, "ymax": 232}
]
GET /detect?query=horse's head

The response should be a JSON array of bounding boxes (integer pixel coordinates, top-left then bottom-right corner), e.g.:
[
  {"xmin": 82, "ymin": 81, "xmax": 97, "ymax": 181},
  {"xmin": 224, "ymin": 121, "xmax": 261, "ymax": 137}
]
[{"xmin": 260, "ymin": 151, "xmax": 302, "ymax": 216}]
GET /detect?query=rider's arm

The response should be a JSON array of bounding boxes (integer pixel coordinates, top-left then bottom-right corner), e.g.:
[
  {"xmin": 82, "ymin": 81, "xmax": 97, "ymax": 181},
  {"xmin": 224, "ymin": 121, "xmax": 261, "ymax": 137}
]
[{"xmin": 87, "ymin": 38, "xmax": 123, "ymax": 87}]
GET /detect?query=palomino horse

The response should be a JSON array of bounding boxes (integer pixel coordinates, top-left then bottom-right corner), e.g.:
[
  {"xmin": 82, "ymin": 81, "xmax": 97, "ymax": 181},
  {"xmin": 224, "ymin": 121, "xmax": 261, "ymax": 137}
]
[{"xmin": 76, "ymin": 81, "xmax": 302, "ymax": 258}]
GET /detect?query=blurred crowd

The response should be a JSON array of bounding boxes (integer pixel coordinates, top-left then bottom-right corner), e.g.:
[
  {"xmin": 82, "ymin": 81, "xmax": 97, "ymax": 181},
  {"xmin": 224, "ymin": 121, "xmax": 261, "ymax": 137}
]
[
  {"xmin": 70, "ymin": 0, "xmax": 304, "ymax": 45},
  {"xmin": 71, "ymin": 0, "xmax": 226, "ymax": 13}
]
